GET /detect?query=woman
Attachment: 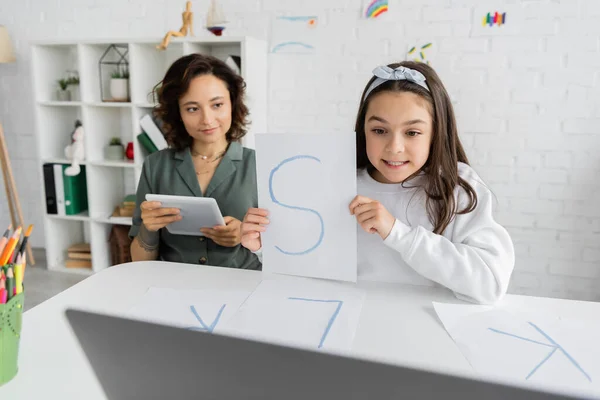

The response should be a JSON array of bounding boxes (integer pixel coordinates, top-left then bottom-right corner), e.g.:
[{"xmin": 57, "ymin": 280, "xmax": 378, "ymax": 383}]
[{"xmin": 129, "ymin": 53, "xmax": 260, "ymax": 270}]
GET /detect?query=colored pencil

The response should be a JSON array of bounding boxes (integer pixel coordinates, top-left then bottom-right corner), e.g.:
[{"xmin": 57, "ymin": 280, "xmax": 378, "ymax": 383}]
[
  {"xmin": 0, "ymin": 223, "xmax": 11, "ymax": 257},
  {"xmin": 0, "ymin": 226, "xmax": 21, "ymax": 266}
]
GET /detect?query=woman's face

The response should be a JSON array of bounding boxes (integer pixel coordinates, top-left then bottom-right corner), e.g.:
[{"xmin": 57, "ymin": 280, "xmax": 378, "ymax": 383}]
[{"xmin": 178, "ymin": 74, "xmax": 232, "ymax": 145}]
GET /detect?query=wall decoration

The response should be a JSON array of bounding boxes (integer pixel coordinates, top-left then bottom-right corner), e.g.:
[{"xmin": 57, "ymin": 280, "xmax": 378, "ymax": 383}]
[
  {"xmin": 363, "ymin": 0, "xmax": 389, "ymax": 19},
  {"xmin": 407, "ymin": 43, "xmax": 433, "ymax": 64},
  {"xmin": 472, "ymin": 5, "xmax": 522, "ymax": 36},
  {"xmin": 483, "ymin": 11, "xmax": 507, "ymax": 27},
  {"xmin": 271, "ymin": 16, "xmax": 318, "ymax": 54}
]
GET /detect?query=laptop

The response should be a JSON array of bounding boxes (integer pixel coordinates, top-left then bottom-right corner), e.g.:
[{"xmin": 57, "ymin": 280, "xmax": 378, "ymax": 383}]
[{"xmin": 65, "ymin": 309, "xmax": 583, "ymax": 400}]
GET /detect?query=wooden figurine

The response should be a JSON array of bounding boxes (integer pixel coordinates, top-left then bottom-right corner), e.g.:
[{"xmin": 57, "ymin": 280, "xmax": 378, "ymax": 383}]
[{"xmin": 157, "ymin": 1, "xmax": 194, "ymax": 50}]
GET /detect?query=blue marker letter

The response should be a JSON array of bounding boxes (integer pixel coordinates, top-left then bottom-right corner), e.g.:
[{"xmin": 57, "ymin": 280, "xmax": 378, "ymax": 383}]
[{"xmin": 269, "ymin": 155, "xmax": 324, "ymax": 255}]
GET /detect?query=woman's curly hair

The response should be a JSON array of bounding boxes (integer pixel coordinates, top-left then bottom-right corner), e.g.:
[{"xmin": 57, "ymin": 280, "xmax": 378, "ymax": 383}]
[{"xmin": 153, "ymin": 53, "xmax": 250, "ymax": 151}]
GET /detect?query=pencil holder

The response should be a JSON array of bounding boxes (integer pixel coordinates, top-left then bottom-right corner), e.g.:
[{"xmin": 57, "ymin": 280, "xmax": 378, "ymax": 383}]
[{"xmin": 0, "ymin": 291, "xmax": 24, "ymax": 386}]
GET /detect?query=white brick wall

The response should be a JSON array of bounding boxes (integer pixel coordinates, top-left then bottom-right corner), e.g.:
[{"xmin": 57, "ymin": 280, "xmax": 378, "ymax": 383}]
[{"xmin": 1, "ymin": 0, "xmax": 599, "ymax": 301}]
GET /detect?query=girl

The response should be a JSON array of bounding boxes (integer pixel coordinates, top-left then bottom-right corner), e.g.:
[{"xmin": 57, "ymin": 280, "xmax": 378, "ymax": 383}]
[
  {"xmin": 130, "ymin": 54, "xmax": 260, "ymax": 271},
  {"xmin": 241, "ymin": 61, "xmax": 514, "ymax": 304}
]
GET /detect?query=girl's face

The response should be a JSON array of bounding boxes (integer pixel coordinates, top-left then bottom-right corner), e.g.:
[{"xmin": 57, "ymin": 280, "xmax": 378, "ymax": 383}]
[
  {"xmin": 178, "ymin": 74, "xmax": 232, "ymax": 146},
  {"xmin": 364, "ymin": 91, "xmax": 433, "ymax": 184}
]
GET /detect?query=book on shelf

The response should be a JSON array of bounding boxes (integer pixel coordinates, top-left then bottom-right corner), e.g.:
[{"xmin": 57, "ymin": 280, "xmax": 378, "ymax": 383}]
[
  {"xmin": 67, "ymin": 251, "xmax": 92, "ymax": 260},
  {"xmin": 66, "ymin": 243, "xmax": 91, "ymax": 267},
  {"xmin": 66, "ymin": 242, "xmax": 92, "ymax": 269},
  {"xmin": 137, "ymin": 132, "xmax": 158, "ymax": 155},
  {"xmin": 112, "ymin": 193, "xmax": 136, "ymax": 218},
  {"xmin": 43, "ymin": 163, "xmax": 88, "ymax": 216},
  {"xmin": 225, "ymin": 55, "xmax": 241, "ymax": 75},
  {"xmin": 65, "ymin": 259, "xmax": 92, "ymax": 269},
  {"xmin": 139, "ymin": 114, "xmax": 168, "ymax": 151}
]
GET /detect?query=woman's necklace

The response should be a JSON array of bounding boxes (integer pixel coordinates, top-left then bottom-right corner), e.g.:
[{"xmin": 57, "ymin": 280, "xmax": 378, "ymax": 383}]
[
  {"xmin": 192, "ymin": 148, "xmax": 227, "ymax": 175},
  {"xmin": 191, "ymin": 146, "xmax": 227, "ymax": 161}
]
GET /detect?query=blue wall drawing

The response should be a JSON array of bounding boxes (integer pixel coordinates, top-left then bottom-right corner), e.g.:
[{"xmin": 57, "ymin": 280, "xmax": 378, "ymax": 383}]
[
  {"xmin": 489, "ymin": 321, "xmax": 592, "ymax": 382},
  {"xmin": 269, "ymin": 155, "xmax": 324, "ymax": 255},
  {"xmin": 271, "ymin": 16, "xmax": 318, "ymax": 54}
]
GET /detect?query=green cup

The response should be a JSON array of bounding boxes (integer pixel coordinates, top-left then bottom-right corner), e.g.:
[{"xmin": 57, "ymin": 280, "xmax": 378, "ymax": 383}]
[{"xmin": 0, "ymin": 291, "xmax": 24, "ymax": 386}]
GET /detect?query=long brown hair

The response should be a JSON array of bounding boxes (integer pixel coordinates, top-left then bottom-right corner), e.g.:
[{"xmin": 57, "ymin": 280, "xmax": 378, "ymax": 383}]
[
  {"xmin": 355, "ymin": 61, "xmax": 477, "ymax": 234},
  {"xmin": 153, "ymin": 53, "xmax": 250, "ymax": 151}
]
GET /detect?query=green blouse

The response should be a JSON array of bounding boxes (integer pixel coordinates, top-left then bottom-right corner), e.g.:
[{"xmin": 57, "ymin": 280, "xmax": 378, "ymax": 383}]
[{"xmin": 129, "ymin": 142, "xmax": 261, "ymax": 270}]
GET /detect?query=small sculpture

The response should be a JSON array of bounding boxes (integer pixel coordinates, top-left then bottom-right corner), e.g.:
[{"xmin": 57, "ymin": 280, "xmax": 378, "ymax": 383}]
[
  {"xmin": 157, "ymin": 1, "xmax": 194, "ymax": 50},
  {"xmin": 64, "ymin": 120, "xmax": 85, "ymax": 176},
  {"xmin": 206, "ymin": 0, "xmax": 227, "ymax": 36}
]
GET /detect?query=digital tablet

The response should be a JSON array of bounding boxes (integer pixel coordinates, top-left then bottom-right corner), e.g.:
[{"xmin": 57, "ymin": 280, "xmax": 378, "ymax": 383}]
[{"xmin": 145, "ymin": 194, "xmax": 225, "ymax": 236}]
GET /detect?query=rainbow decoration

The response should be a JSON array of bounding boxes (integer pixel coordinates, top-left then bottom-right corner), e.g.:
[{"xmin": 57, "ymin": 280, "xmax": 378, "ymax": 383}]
[
  {"xmin": 483, "ymin": 11, "xmax": 506, "ymax": 27},
  {"xmin": 365, "ymin": 0, "xmax": 389, "ymax": 18}
]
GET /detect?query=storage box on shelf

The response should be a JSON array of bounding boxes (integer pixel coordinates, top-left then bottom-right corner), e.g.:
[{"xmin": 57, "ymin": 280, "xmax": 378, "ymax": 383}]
[{"xmin": 31, "ymin": 37, "xmax": 267, "ymax": 273}]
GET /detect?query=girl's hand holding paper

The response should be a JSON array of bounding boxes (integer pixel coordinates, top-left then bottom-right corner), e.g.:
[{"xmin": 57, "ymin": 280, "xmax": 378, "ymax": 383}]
[{"xmin": 349, "ymin": 195, "xmax": 396, "ymax": 240}]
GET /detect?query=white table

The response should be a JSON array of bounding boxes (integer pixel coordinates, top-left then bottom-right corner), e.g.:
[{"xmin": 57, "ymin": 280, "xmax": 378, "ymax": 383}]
[{"xmin": 1, "ymin": 261, "xmax": 599, "ymax": 399}]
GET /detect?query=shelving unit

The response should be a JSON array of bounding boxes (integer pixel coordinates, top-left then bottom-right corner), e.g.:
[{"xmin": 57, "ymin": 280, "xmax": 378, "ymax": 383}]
[{"xmin": 31, "ymin": 37, "xmax": 268, "ymax": 274}]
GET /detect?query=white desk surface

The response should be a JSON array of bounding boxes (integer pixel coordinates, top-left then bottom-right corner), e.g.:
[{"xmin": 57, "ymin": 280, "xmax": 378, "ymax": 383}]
[{"xmin": 1, "ymin": 261, "xmax": 599, "ymax": 399}]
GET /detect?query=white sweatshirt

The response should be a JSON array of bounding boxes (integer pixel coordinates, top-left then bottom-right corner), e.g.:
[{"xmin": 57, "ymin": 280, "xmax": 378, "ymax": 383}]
[{"xmin": 357, "ymin": 163, "xmax": 515, "ymax": 304}]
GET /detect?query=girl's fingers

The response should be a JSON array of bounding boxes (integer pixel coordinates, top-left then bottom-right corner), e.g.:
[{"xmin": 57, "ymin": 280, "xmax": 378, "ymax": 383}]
[
  {"xmin": 356, "ymin": 210, "xmax": 378, "ymax": 224},
  {"xmin": 352, "ymin": 202, "xmax": 377, "ymax": 217},
  {"xmin": 349, "ymin": 195, "xmax": 374, "ymax": 214}
]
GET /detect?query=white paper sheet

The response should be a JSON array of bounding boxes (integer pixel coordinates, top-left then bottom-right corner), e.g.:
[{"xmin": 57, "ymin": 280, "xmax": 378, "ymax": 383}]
[
  {"xmin": 217, "ymin": 279, "xmax": 365, "ymax": 354},
  {"xmin": 433, "ymin": 302, "xmax": 600, "ymax": 395},
  {"xmin": 126, "ymin": 288, "xmax": 252, "ymax": 332},
  {"xmin": 255, "ymin": 133, "xmax": 357, "ymax": 282},
  {"xmin": 270, "ymin": 16, "xmax": 318, "ymax": 54}
]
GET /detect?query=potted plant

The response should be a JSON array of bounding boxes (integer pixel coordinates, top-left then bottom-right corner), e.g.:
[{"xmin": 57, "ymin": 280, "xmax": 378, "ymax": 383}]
[
  {"xmin": 57, "ymin": 79, "xmax": 70, "ymax": 101},
  {"xmin": 110, "ymin": 68, "xmax": 129, "ymax": 101},
  {"xmin": 104, "ymin": 137, "xmax": 125, "ymax": 161},
  {"xmin": 67, "ymin": 72, "xmax": 80, "ymax": 101}
]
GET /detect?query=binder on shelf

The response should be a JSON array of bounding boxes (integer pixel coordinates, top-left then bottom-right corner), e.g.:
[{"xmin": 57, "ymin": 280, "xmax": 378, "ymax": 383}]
[
  {"xmin": 43, "ymin": 163, "xmax": 57, "ymax": 214},
  {"xmin": 53, "ymin": 164, "xmax": 65, "ymax": 216},
  {"xmin": 44, "ymin": 163, "xmax": 89, "ymax": 216},
  {"xmin": 62, "ymin": 165, "xmax": 88, "ymax": 216}
]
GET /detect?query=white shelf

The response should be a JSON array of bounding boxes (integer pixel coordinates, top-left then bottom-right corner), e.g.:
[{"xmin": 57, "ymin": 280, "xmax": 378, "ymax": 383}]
[
  {"xmin": 85, "ymin": 102, "xmax": 133, "ymax": 108},
  {"xmin": 95, "ymin": 216, "xmax": 133, "ymax": 226},
  {"xmin": 42, "ymin": 158, "xmax": 87, "ymax": 165},
  {"xmin": 46, "ymin": 211, "xmax": 90, "ymax": 222},
  {"xmin": 89, "ymin": 160, "xmax": 137, "ymax": 168},
  {"xmin": 33, "ymin": 36, "xmax": 268, "ymax": 274},
  {"xmin": 37, "ymin": 101, "xmax": 82, "ymax": 106}
]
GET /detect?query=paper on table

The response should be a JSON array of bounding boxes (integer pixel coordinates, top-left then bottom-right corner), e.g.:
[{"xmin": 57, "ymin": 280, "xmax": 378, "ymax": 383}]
[
  {"xmin": 217, "ymin": 279, "xmax": 365, "ymax": 354},
  {"xmin": 255, "ymin": 133, "xmax": 357, "ymax": 282},
  {"xmin": 433, "ymin": 302, "xmax": 600, "ymax": 395},
  {"xmin": 126, "ymin": 288, "xmax": 252, "ymax": 332}
]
